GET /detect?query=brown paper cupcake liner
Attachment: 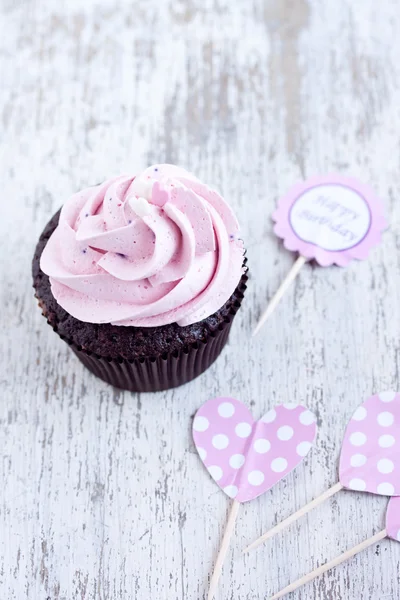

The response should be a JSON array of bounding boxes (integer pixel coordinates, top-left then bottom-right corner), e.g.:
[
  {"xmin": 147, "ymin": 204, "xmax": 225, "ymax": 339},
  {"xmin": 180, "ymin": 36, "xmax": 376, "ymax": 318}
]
[{"xmin": 37, "ymin": 266, "xmax": 248, "ymax": 393}]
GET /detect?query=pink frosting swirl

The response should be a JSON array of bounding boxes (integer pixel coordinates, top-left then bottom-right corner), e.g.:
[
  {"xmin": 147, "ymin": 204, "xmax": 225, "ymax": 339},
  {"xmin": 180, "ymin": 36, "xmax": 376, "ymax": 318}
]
[{"xmin": 40, "ymin": 164, "xmax": 245, "ymax": 327}]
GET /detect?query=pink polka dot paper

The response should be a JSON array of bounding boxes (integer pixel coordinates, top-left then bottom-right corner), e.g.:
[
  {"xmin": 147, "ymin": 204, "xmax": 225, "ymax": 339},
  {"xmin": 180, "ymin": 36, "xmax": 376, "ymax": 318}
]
[
  {"xmin": 386, "ymin": 496, "xmax": 400, "ymax": 542},
  {"xmin": 193, "ymin": 397, "xmax": 317, "ymax": 503},
  {"xmin": 339, "ymin": 391, "xmax": 400, "ymax": 496}
]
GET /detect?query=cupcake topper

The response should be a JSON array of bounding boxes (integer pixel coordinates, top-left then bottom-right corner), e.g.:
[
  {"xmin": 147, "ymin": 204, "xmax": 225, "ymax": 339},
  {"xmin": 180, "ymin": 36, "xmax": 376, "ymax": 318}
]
[
  {"xmin": 245, "ymin": 391, "xmax": 400, "ymax": 553},
  {"xmin": 269, "ymin": 495, "xmax": 400, "ymax": 599},
  {"xmin": 253, "ymin": 175, "xmax": 386, "ymax": 336},
  {"xmin": 193, "ymin": 397, "xmax": 317, "ymax": 599}
]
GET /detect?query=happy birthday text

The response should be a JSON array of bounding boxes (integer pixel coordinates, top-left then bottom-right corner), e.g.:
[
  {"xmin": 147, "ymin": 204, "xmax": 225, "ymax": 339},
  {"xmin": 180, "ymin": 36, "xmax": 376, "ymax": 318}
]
[{"xmin": 295, "ymin": 194, "xmax": 364, "ymax": 243}]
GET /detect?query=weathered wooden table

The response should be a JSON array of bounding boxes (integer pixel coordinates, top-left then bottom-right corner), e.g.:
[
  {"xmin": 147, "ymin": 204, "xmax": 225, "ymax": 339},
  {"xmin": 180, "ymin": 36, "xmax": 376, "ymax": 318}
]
[{"xmin": 2, "ymin": 1, "xmax": 400, "ymax": 598}]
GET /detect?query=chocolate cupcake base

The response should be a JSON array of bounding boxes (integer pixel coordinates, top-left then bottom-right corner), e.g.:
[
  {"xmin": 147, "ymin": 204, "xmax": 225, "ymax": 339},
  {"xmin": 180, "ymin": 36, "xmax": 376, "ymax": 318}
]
[
  {"xmin": 33, "ymin": 210, "xmax": 248, "ymax": 392},
  {"xmin": 70, "ymin": 317, "xmax": 233, "ymax": 392}
]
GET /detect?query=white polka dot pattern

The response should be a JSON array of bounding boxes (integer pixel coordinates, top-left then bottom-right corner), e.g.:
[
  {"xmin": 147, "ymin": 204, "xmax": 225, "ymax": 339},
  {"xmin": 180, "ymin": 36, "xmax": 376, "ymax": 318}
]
[
  {"xmin": 248, "ymin": 471, "xmax": 265, "ymax": 486},
  {"xmin": 339, "ymin": 392, "xmax": 400, "ymax": 496},
  {"xmin": 262, "ymin": 409, "xmax": 277, "ymax": 423},
  {"xmin": 379, "ymin": 391, "xmax": 396, "ymax": 403},
  {"xmin": 212, "ymin": 434, "xmax": 229, "ymax": 450},
  {"xmin": 350, "ymin": 454, "xmax": 366, "ymax": 467},
  {"xmin": 277, "ymin": 426, "xmax": 294, "ymax": 441},
  {"xmin": 229, "ymin": 454, "xmax": 245, "ymax": 469},
  {"xmin": 254, "ymin": 439, "xmax": 271, "ymax": 454},
  {"xmin": 271, "ymin": 458, "xmax": 288, "ymax": 473},
  {"xmin": 208, "ymin": 465, "xmax": 223, "ymax": 481},
  {"xmin": 378, "ymin": 458, "xmax": 394, "ymax": 474},
  {"xmin": 218, "ymin": 402, "xmax": 235, "ymax": 418},
  {"xmin": 349, "ymin": 432, "xmax": 367, "ymax": 446},
  {"xmin": 378, "ymin": 412, "xmax": 394, "ymax": 427},
  {"xmin": 379, "ymin": 435, "xmax": 395, "ymax": 448},
  {"xmin": 349, "ymin": 478, "xmax": 367, "ymax": 491},
  {"xmin": 193, "ymin": 397, "xmax": 317, "ymax": 502},
  {"xmin": 296, "ymin": 441, "xmax": 312, "ymax": 457},
  {"xmin": 223, "ymin": 485, "xmax": 238, "ymax": 498},
  {"xmin": 235, "ymin": 422, "xmax": 252, "ymax": 438},
  {"xmin": 378, "ymin": 482, "xmax": 395, "ymax": 495},
  {"xmin": 352, "ymin": 406, "xmax": 367, "ymax": 421},
  {"xmin": 193, "ymin": 416, "xmax": 209, "ymax": 432},
  {"xmin": 299, "ymin": 410, "xmax": 316, "ymax": 426}
]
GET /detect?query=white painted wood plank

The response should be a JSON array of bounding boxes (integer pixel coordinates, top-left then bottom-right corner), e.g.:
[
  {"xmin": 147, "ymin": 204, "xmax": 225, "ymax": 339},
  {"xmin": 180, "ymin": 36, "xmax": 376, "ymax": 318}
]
[{"xmin": 1, "ymin": 1, "xmax": 400, "ymax": 598}]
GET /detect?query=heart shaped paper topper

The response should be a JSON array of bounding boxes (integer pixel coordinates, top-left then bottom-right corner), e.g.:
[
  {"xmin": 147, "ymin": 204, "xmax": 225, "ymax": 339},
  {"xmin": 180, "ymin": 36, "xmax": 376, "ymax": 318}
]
[
  {"xmin": 193, "ymin": 397, "xmax": 317, "ymax": 503},
  {"xmin": 339, "ymin": 391, "xmax": 400, "ymax": 496},
  {"xmin": 386, "ymin": 496, "xmax": 400, "ymax": 541},
  {"xmin": 273, "ymin": 175, "xmax": 386, "ymax": 267}
]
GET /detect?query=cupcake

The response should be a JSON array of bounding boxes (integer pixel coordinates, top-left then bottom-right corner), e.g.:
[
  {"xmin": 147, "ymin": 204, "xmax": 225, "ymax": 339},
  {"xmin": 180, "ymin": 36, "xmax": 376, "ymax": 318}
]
[{"xmin": 32, "ymin": 164, "xmax": 247, "ymax": 392}]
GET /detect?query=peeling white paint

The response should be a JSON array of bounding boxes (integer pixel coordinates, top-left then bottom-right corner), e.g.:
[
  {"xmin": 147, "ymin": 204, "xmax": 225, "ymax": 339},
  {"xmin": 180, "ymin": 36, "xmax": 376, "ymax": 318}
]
[{"xmin": 1, "ymin": 1, "xmax": 400, "ymax": 599}]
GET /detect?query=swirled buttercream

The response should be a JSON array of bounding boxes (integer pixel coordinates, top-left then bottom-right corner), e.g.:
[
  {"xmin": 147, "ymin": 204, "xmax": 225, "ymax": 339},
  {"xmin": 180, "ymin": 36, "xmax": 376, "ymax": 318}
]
[{"xmin": 40, "ymin": 164, "xmax": 244, "ymax": 327}]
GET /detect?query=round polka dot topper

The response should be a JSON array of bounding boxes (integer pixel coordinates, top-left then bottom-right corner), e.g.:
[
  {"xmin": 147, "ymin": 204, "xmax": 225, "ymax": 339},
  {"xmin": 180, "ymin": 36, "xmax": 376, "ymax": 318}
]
[
  {"xmin": 193, "ymin": 397, "xmax": 317, "ymax": 503},
  {"xmin": 246, "ymin": 390, "xmax": 400, "ymax": 556},
  {"xmin": 339, "ymin": 390, "xmax": 400, "ymax": 496},
  {"xmin": 253, "ymin": 175, "xmax": 386, "ymax": 336},
  {"xmin": 269, "ymin": 496, "xmax": 400, "ymax": 600}
]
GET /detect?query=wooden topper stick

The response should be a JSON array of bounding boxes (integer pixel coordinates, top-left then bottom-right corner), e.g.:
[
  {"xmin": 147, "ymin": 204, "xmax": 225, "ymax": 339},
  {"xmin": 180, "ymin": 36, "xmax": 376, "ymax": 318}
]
[
  {"xmin": 253, "ymin": 255, "xmax": 307, "ymax": 336},
  {"xmin": 269, "ymin": 529, "xmax": 387, "ymax": 600},
  {"xmin": 208, "ymin": 500, "xmax": 240, "ymax": 600},
  {"xmin": 244, "ymin": 482, "xmax": 343, "ymax": 553}
]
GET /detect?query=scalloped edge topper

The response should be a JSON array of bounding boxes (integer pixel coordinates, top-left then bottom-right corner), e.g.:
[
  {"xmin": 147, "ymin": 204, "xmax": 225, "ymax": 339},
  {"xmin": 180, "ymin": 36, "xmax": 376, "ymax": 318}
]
[{"xmin": 273, "ymin": 175, "xmax": 387, "ymax": 267}]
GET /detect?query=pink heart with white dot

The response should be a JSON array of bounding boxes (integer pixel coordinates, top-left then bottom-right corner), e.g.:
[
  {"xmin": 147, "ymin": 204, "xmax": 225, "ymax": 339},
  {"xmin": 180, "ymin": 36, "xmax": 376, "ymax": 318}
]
[
  {"xmin": 193, "ymin": 397, "xmax": 317, "ymax": 503},
  {"xmin": 339, "ymin": 391, "xmax": 400, "ymax": 495}
]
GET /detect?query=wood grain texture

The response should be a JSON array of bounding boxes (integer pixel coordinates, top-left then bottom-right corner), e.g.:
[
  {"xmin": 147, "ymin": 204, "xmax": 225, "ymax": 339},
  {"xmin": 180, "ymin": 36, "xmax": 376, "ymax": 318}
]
[{"xmin": 1, "ymin": 0, "xmax": 400, "ymax": 598}]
